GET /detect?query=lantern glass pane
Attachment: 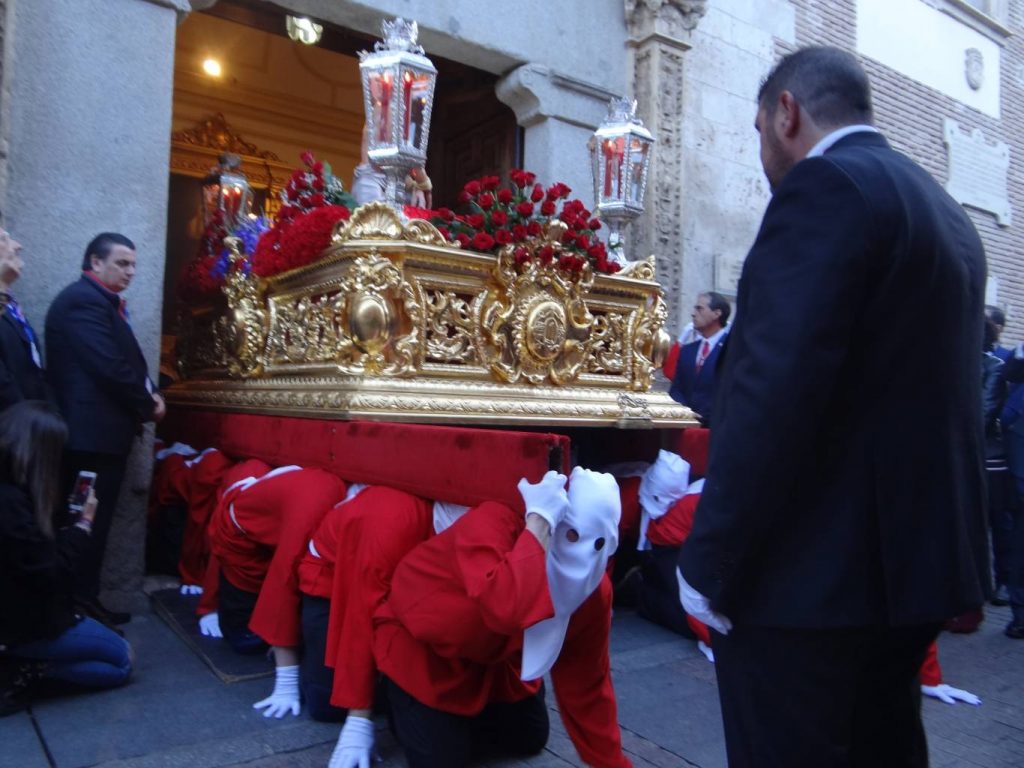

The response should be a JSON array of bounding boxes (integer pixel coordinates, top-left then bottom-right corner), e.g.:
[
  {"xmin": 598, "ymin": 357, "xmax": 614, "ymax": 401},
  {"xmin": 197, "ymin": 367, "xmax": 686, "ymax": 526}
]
[
  {"xmin": 628, "ymin": 140, "xmax": 650, "ymax": 204},
  {"xmin": 601, "ymin": 137, "xmax": 626, "ymax": 202},
  {"xmin": 201, "ymin": 182, "xmax": 220, "ymax": 227},
  {"xmin": 403, "ymin": 69, "xmax": 432, "ymax": 149},
  {"xmin": 368, "ymin": 71, "xmax": 395, "ymax": 144},
  {"xmin": 220, "ymin": 182, "xmax": 244, "ymax": 222}
]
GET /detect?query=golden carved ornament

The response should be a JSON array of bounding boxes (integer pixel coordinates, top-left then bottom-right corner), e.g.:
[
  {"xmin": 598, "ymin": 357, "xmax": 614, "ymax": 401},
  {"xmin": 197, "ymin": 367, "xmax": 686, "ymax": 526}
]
[
  {"xmin": 219, "ymin": 237, "xmax": 267, "ymax": 378},
  {"xmin": 172, "ymin": 204, "xmax": 695, "ymax": 427},
  {"xmin": 474, "ymin": 221, "xmax": 596, "ymax": 386}
]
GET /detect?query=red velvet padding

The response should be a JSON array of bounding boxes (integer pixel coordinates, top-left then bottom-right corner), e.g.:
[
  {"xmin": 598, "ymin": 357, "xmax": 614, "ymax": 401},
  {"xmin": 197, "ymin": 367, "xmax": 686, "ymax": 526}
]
[
  {"xmin": 162, "ymin": 410, "xmax": 569, "ymax": 512},
  {"xmin": 672, "ymin": 427, "xmax": 710, "ymax": 479}
]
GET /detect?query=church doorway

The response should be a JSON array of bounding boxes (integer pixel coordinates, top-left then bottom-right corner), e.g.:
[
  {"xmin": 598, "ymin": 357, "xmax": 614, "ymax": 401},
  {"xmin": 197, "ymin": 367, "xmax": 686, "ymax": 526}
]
[{"xmin": 162, "ymin": 0, "xmax": 520, "ymax": 379}]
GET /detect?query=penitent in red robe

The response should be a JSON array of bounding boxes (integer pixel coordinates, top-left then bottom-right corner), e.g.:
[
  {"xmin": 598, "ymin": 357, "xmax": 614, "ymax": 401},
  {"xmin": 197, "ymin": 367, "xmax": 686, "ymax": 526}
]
[
  {"xmin": 373, "ymin": 501, "xmax": 631, "ymax": 768},
  {"xmin": 177, "ymin": 449, "xmax": 235, "ymax": 587},
  {"xmin": 310, "ymin": 487, "xmax": 434, "ymax": 711},
  {"xmin": 209, "ymin": 466, "xmax": 346, "ymax": 647}
]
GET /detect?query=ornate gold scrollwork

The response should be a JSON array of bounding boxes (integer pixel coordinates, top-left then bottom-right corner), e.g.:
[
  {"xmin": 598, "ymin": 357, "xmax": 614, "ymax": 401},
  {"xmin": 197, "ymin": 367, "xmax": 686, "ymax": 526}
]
[
  {"xmin": 474, "ymin": 222, "xmax": 595, "ymax": 386},
  {"xmin": 266, "ymin": 250, "xmax": 424, "ymax": 376},
  {"xmin": 424, "ymin": 290, "xmax": 478, "ymax": 364},
  {"xmin": 331, "ymin": 201, "xmax": 451, "ymax": 247},
  {"xmin": 219, "ymin": 237, "xmax": 267, "ymax": 378}
]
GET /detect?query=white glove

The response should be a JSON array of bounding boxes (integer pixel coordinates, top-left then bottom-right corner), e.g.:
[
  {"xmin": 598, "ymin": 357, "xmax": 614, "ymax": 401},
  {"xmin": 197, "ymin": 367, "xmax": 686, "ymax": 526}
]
[
  {"xmin": 253, "ymin": 665, "xmax": 301, "ymax": 718},
  {"xmin": 921, "ymin": 683, "xmax": 981, "ymax": 706},
  {"xmin": 328, "ymin": 715, "xmax": 375, "ymax": 768},
  {"xmin": 198, "ymin": 612, "xmax": 223, "ymax": 638},
  {"xmin": 180, "ymin": 584, "xmax": 203, "ymax": 596},
  {"xmin": 517, "ymin": 471, "xmax": 569, "ymax": 530},
  {"xmin": 676, "ymin": 568, "xmax": 732, "ymax": 636},
  {"xmin": 697, "ymin": 640, "xmax": 715, "ymax": 663}
]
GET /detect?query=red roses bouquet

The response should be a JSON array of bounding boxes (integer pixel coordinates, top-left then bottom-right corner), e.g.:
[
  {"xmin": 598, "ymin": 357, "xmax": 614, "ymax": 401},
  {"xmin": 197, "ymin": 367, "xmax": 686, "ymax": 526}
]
[
  {"xmin": 250, "ymin": 151, "xmax": 354, "ymax": 277},
  {"xmin": 431, "ymin": 169, "xmax": 619, "ymax": 274}
]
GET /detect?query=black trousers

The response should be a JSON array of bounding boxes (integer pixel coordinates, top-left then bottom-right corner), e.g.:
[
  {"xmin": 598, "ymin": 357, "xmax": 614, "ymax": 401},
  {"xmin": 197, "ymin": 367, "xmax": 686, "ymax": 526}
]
[
  {"xmin": 64, "ymin": 451, "xmax": 128, "ymax": 601},
  {"xmin": 712, "ymin": 623, "xmax": 940, "ymax": 768},
  {"xmin": 638, "ymin": 546, "xmax": 696, "ymax": 638},
  {"xmin": 384, "ymin": 676, "xmax": 549, "ymax": 768},
  {"xmin": 987, "ymin": 461, "xmax": 1018, "ymax": 589},
  {"xmin": 299, "ymin": 595, "xmax": 347, "ymax": 722}
]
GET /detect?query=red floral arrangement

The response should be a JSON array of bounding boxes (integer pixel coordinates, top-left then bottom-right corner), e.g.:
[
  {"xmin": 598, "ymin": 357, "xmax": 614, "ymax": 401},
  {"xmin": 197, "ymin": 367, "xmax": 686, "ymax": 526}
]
[
  {"xmin": 432, "ymin": 169, "xmax": 619, "ymax": 274},
  {"xmin": 177, "ymin": 209, "xmax": 229, "ymax": 302},
  {"xmin": 249, "ymin": 151, "xmax": 354, "ymax": 278}
]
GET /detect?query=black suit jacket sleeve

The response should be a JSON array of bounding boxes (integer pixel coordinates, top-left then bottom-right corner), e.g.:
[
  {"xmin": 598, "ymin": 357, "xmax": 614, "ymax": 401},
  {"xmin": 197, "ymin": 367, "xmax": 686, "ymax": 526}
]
[
  {"xmin": 679, "ymin": 157, "xmax": 874, "ymax": 604},
  {"xmin": 59, "ymin": 293, "xmax": 155, "ymax": 422}
]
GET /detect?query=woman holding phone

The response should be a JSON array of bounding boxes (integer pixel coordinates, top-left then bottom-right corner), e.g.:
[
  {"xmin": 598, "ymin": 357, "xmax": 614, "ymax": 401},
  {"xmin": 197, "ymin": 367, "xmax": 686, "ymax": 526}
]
[{"xmin": 0, "ymin": 401, "xmax": 132, "ymax": 715}]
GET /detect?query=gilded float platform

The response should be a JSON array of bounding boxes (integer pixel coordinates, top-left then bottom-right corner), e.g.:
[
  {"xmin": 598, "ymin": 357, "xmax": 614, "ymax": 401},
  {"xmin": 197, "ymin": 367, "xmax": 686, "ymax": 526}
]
[{"xmin": 169, "ymin": 203, "xmax": 697, "ymax": 429}]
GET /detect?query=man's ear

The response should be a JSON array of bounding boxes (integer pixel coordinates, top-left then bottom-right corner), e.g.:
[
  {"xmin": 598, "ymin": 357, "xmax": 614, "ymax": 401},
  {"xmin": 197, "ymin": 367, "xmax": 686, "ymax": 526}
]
[
  {"xmin": 88, "ymin": 254, "xmax": 99, "ymax": 272},
  {"xmin": 777, "ymin": 91, "xmax": 801, "ymax": 140}
]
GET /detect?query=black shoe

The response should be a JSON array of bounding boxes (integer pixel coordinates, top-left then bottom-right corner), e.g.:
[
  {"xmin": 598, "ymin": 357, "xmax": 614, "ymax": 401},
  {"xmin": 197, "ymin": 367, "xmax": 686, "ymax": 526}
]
[
  {"xmin": 0, "ymin": 660, "xmax": 47, "ymax": 717},
  {"xmin": 76, "ymin": 598, "xmax": 131, "ymax": 626},
  {"xmin": 1006, "ymin": 622, "xmax": 1024, "ymax": 639},
  {"xmin": 992, "ymin": 584, "xmax": 1011, "ymax": 606}
]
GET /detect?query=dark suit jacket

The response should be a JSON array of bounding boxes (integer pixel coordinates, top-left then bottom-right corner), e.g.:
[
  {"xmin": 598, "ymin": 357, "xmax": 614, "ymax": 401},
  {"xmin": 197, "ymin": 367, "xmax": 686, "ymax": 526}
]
[
  {"xmin": 0, "ymin": 306, "xmax": 48, "ymax": 410},
  {"xmin": 679, "ymin": 131, "xmax": 987, "ymax": 628},
  {"xmin": 669, "ymin": 335, "xmax": 727, "ymax": 424},
  {"xmin": 45, "ymin": 276, "xmax": 155, "ymax": 455}
]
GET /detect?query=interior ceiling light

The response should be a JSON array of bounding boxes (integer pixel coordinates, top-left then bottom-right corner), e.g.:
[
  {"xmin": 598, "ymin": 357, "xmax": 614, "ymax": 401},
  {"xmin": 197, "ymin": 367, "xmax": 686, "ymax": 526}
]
[
  {"xmin": 286, "ymin": 15, "xmax": 323, "ymax": 45},
  {"xmin": 202, "ymin": 57, "xmax": 223, "ymax": 77}
]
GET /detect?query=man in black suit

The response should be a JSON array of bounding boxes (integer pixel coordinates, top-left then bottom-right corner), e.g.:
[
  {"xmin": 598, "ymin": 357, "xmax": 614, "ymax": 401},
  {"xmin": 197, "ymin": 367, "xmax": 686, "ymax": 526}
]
[
  {"xmin": 677, "ymin": 47, "xmax": 987, "ymax": 767},
  {"xmin": 668, "ymin": 291, "xmax": 730, "ymax": 425},
  {"xmin": 0, "ymin": 226, "xmax": 48, "ymax": 409},
  {"xmin": 46, "ymin": 232, "xmax": 165, "ymax": 624}
]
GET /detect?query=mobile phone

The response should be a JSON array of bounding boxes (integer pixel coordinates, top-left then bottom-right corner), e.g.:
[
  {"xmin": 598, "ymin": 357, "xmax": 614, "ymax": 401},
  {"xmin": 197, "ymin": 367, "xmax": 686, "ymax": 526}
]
[{"xmin": 69, "ymin": 470, "xmax": 98, "ymax": 515}]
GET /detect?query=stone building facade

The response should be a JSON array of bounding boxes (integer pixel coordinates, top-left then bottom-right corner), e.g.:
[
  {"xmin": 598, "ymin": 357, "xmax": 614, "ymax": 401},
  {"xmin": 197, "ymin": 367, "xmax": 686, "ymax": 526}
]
[{"xmin": 0, "ymin": 0, "xmax": 1021, "ymax": 599}]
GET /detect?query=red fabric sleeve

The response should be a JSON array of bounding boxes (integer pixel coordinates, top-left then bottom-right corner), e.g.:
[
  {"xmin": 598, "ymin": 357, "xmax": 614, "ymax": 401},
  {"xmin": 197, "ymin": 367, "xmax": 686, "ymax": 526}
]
[
  {"xmin": 646, "ymin": 494, "xmax": 700, "ymax": 548},
  {"xmin": 325, "ymin": 488, "xmax": 433, "ymax": 709},
  {"xmin": 248, "ymin": 469, "xmax": 347, "ymax": 647},
  {"xmin": 455, "ymin": 504, "xmax": 553, "ymax": 637},
  {"xmin": 919, "ymin": 640, "xmax": 941, "ymax": 687},
  {"xmin": 551, "ymin": 577, "xmax": 632, "ymax": 768},
  {"xmin": 686, "ymin": 615, "xmax": 710, "ymax": 646},
  {"xmin": 662, "ymin": 341, "xmax": 681, "ymax": 381}
]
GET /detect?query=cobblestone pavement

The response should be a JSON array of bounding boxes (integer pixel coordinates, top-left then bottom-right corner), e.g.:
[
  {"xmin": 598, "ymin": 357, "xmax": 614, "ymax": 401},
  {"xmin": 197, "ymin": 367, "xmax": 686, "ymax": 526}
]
[{"xmin": 2, "ymin": 601, "xmax": 1021, "ymax": 767}]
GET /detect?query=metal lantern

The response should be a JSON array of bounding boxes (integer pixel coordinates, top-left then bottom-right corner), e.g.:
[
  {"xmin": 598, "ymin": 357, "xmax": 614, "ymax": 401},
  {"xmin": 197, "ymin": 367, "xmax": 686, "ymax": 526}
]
[
  {"xmin": 358, "ymin": 18, "xmax": 438, "ymax": 215},
  {"xmin": 589, "ymin": 98, "xmax": 655, "ymax": 261},
  {"xmin": 201, "ymin": 153, "xmax": 251, "ymax": 230}
]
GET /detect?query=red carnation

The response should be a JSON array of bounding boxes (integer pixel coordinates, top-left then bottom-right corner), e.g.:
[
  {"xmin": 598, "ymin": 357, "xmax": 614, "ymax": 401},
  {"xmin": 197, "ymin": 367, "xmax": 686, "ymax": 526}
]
[
  {"xmin": 456, "ymin": 233, "xmax": 471, "ymax": 248},
  {"xmin": 481, "ymin": 175, "xmax": 501, "ymax": 191},
  {"xmin": 479, "ymin": 192, "xmax": 495, "ymax": 210},
  {"xmin": 464, "ymin": 180, "xmax": 482, "ymax": 196},
  {"xmin": 540, "ymin": 200, "xmax": 556, "ymax": 217},
  {"xmin": 312, "ymin": 178, "xmax": 325, "ymax": 192},
  {"xmin": 539, "ymin": 244, "xmax": 555, "ymax": 265},
  {"xmin": 510, "ymin": 169, "xmax": 528, "ymax": 188},
  {"xmin": 530, "ymin": 184, "xmax": 544, "ymax": 203},
  {"xmin": 491, "ymin": 209, "xmax": 508, "ymax": 226},
  {"xmin": 494, "ymin": 228, "xmax": 512, "ymax": 245},
  {"xmin": 512, "ymin": 224, "xmax": 528, "ymax": 241},
  {"xmin": 437, "ymin": 226, "xmax": 450, "ymax": 240},
  {"xmin": 516, "ymin": 201, "xmax": 535, "ymax": 218},
  {"xmin": 513, "ymin": 246, "xmax": 530, "ymax": 266},
  {"xmin": 466, "ymin": 213, "xmax": 486, "ymax": 229},
  {"xmin": 310, "ymin": 192, "xmax": 326, "ymax": 207},
  {"xmin": 437, "ymin": 207, "xmax": 455, "ymax": 222},
  {"xmin": 313, "ymin": 160, "xmax": 324, "ymax": 173},
  {"xmin": 300, "ymin": 150, "xmax": 315, "ymax": 166},
  {"xmin": 527, "ymin": 220, "xmax": 542, "ymax": 237},
  {"xmin": 497, "ymin": 188, "xmax": 514, "ymax": 205},
  {"xmin": 588, "ymin": 218, "xmax": 601, "ymax": 231},
  {"xmin": 458, "ymin": 190, "xmax": 471, "ymax": 204},
  {"xmin": 472, "ymin": 232, "xmax": 496, "ymax": 252}
]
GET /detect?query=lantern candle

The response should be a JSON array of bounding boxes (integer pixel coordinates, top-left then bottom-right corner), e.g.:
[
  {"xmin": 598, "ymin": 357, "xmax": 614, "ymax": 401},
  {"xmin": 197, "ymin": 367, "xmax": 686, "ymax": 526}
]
[{"xmin": 403, "ymin": 70, "xmax": 413, "ymax": 143}]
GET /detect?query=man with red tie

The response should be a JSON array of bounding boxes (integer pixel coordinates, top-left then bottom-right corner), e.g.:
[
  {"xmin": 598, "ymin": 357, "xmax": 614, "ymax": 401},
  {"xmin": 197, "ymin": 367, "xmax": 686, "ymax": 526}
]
[{"xmin": 668, "ymin": 291, "xmax": 730, "ymax": 426}]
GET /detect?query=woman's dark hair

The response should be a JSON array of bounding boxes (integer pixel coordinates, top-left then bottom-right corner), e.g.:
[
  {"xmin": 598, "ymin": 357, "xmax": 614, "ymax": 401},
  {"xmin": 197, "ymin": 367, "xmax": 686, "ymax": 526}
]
[
  {"xmin": 0, "ymin": 401, "xmax": 68, "ymax": 537},
  {"xmin": 983, "ymin": 317, "xmax": 999, "ymax": 353}
]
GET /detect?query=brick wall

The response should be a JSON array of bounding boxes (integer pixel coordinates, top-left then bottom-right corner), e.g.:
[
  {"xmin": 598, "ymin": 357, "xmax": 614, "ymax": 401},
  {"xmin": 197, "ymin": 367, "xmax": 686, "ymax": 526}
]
[{"xmin": 784, "ymin": 0, "xmax": 1024, "ymax": 344}]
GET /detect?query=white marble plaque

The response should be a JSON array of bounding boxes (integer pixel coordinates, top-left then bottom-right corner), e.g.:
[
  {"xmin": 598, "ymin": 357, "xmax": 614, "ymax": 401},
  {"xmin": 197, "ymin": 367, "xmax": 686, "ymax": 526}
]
[
  {"xmin": 714, "ymin": 252, "xmax": 744, "ymax": 298},
  {"xmin": 944, "ymin": 118, "xmax": 1011, "ymax": 226}
]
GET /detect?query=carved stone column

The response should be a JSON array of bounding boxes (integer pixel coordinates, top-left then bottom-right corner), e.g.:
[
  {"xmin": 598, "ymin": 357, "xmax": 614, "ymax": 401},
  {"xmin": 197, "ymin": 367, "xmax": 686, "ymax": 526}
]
[{"xmin": 625, "ymin": 0, "xmax": 706, "ymax": 336}]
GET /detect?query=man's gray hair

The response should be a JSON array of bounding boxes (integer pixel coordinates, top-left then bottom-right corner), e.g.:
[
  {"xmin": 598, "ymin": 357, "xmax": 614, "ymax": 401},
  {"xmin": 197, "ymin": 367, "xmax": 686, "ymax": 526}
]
[{"xmin": 757, "ymin": 46, "xmax": 873, "ymax": 129}]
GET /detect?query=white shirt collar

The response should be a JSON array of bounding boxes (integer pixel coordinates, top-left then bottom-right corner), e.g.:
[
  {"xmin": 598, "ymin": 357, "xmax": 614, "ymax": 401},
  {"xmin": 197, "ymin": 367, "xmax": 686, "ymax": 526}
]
[
  {"xmin": 699, "ymin": 326, "xmax": 728, "ymax": 350},
  {"xmin": 806, "ymin": 125, "xmax": 879, "ymax": 159}
]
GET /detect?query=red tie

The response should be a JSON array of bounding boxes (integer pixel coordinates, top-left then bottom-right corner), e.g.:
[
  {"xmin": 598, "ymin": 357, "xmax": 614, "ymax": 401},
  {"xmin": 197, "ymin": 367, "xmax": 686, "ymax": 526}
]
[{"xmin": 696, "ymin": 340, "xmax": 711, "ymax": 373}]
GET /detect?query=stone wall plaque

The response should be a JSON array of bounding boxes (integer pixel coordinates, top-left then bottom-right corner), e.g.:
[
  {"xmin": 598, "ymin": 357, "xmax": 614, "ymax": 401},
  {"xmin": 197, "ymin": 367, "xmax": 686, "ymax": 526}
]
[
  {"xmin": 714, "ymin": 252, "xmax": 744, "ymax": 298},
  {"xmin": 943, "ymin": 118, "xmax": 1011, "ymax": 226}
]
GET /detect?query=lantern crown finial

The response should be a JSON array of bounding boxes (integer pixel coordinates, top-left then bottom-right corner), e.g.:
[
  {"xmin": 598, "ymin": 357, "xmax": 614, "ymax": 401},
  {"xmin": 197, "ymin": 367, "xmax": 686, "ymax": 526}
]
[
  {"xmin": 606, "ymin": 97, "xmax": 639, "ymax": 124},
  {"xmin": 375, "ymin": 17, "xmax": 423, "ymax": 55}
]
